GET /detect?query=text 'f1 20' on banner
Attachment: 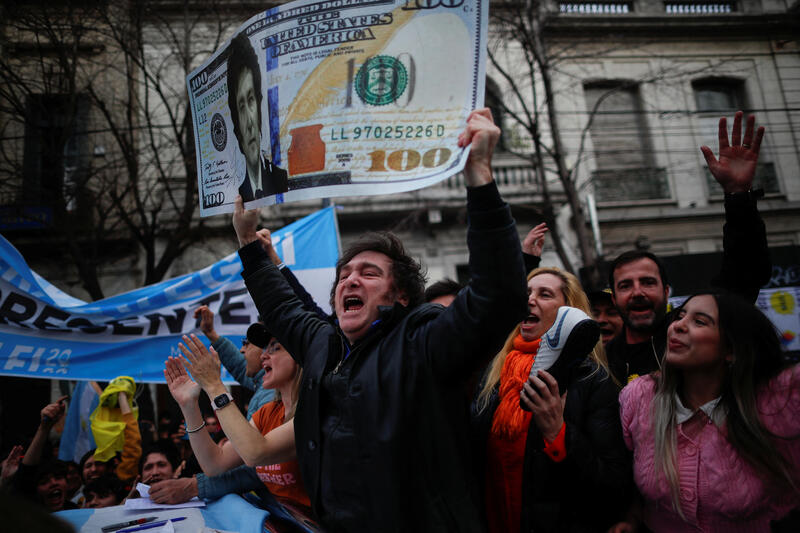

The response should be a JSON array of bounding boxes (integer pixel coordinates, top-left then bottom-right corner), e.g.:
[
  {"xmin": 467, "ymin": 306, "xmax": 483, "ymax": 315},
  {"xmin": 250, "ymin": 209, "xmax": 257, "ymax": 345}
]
[{"xmin": 187, "ymin": 0, "xmax": 488, "ymax": 216}]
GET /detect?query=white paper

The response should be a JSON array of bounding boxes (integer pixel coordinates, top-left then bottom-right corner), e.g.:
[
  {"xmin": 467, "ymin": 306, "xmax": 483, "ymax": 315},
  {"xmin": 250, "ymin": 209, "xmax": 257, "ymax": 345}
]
[{"xmin": 150, "ymin": 521, "xmax": 175, "ymax": 533}]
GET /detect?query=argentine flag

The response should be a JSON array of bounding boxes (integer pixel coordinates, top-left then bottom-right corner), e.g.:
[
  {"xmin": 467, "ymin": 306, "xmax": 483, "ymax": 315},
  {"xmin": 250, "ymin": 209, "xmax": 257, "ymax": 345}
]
[{"xmin": 58, "ymin": 381, "xmax": 99, "ymax": 463}]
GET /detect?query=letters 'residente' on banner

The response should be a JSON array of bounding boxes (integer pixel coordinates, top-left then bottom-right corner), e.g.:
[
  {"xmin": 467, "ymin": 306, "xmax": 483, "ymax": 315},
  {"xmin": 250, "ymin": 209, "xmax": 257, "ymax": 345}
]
[{"xmin": 188, "ymin": 0, "xmax": 488, "ymax": 217}]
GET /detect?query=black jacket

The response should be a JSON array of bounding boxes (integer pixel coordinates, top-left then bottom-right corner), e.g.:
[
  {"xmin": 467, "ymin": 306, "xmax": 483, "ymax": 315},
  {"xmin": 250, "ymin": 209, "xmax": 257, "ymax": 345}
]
[
  {"xmin": 238, "ymin": 183, "xmax": 528, "ymax": 532},
  {"xmin": 471, "ymin": 362, "xmax": 632, "ymax": 533}
]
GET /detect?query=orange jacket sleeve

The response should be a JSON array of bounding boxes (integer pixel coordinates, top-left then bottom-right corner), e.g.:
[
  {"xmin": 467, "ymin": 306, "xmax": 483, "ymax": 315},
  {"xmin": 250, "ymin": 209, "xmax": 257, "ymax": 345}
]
[{"xmin": 542, "ymin": 422, "xmax": 567, "ymax": 463}]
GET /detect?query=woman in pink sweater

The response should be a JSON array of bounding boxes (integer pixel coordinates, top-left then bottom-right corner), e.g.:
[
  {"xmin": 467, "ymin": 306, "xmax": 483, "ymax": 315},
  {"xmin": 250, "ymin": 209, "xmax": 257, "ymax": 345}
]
[{"xmin": 614, "ymin": 292, "xmax": 799, "ymax": 532}]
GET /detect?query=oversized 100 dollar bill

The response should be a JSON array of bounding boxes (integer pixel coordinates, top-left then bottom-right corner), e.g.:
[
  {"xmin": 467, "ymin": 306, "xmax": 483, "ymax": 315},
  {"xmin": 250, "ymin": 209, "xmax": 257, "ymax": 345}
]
[{"xmin": 187, "ymin": 0, "xmax": 488, "ymax": 216}]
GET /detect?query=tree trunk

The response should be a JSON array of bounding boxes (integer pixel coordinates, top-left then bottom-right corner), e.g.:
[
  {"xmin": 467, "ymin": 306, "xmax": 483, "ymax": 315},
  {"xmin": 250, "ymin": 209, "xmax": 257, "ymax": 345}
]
[{"xmin": 530, "ymin": 6, "xmax": 598, "ymax": 280}]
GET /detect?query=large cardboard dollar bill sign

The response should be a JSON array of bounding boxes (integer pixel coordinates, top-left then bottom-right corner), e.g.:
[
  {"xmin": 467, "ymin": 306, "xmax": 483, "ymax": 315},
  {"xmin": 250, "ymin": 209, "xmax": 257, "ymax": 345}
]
[{"xmin": 188, "ymin": 0, "xmax": 488, "ymax": 216}]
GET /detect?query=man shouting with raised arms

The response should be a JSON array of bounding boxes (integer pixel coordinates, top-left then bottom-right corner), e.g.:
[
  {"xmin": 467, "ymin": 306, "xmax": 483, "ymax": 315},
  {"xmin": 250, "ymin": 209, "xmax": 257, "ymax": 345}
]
[{"xmin": 171, "ymin": 108, "xmax": 527, "ymax": 532}]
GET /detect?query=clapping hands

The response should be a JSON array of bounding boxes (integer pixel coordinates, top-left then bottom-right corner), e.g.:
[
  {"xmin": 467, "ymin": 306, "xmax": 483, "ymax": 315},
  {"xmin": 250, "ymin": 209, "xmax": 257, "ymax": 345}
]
[
  {"xmin": 177, "ymin": 334, "xmax": 223, "ymax": 394},
  {"xmin": 164, "ymin": 356, "xmax": 201, "ymax": 408}
]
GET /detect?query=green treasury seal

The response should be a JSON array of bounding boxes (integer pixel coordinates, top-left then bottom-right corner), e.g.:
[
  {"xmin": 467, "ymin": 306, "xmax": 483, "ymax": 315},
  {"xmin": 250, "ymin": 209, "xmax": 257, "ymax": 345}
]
[{"xmin": 355, "ymin": 56, "xmax": 408, "ymax": 106}]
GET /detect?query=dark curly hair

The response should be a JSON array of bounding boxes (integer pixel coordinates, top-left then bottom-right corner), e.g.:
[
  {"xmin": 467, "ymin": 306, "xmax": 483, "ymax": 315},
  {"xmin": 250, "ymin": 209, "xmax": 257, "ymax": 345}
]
[
  {"xmin": 226, "ymin": 32, "xmax": 262, "ymax": 150},
  {"xmin": 330, "ymin": 232, "xmax": 426, "ymax": 310}
]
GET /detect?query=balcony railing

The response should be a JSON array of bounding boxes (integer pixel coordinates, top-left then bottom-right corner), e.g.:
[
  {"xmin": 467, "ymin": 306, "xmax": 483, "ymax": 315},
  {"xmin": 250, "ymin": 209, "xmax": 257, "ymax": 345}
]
[
  {"xmin": 441, "ymin": 159, "xmax": 537, "ymax": 188},
  {"xmin": 592, "ymin": 167, "xmax": 670, "ymax": 203},
  {"xmin": 559, "ymin": 2, "xmax": 633, "ymax": 13},
  {"xmin": 664, "ymin": 2, "xmax": 735, "ymax": 13}
]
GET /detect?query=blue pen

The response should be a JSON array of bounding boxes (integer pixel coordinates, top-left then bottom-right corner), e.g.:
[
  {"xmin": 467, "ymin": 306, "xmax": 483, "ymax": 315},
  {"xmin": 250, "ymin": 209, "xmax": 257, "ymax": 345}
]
[{"xmin": 117, "ymin": 517, "xmax": 187, "ymax": 533}]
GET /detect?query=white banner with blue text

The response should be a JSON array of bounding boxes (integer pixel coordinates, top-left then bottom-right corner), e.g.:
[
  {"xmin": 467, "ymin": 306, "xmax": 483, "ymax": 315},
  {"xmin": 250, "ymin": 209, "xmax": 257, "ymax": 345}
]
[{"xmin": 0, "ymin": 207, "xmax": 339, "ymax": 382}]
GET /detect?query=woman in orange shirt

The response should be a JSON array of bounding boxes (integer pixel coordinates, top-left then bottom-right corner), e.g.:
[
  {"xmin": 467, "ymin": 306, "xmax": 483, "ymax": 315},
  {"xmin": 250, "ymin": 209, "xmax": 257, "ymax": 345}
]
[
  {"xmin": 163, "ymin": 335, "xmax": 309, "ymax": 510},
  {"xmin": 249, "ymin": 338, "xmax": 308, "ymax": 508}
]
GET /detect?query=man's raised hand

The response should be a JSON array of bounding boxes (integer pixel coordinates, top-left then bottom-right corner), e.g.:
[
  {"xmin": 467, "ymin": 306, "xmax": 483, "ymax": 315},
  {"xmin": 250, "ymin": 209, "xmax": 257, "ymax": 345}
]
[
  {"xmin": 458, "ymin": 108, "xmax": 500, "ymax": 188},
  {"xmin": 232, "ymin": 195, "xmax": 261, "ymax": 247},
  {"xmin": 700, "ymin": 111, "xmax": 765, "ymax": 194},
  {"xmin": 255, "ymin": 229, "xmax": 283, "ymax": 265}
]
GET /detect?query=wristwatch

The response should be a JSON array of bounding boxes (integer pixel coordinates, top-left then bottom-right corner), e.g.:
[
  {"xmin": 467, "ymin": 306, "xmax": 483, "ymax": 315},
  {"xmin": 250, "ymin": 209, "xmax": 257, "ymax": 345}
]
[
  {"xmin": 724, "ymin": 188, "xmax": 764, "ymax": 201},
  {"xmin": 212, "ymin": 392, "xmax": 234, "ymax": 411}
]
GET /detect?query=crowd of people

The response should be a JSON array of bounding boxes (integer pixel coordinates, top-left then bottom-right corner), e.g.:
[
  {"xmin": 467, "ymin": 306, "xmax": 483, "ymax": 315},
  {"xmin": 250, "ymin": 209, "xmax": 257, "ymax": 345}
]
[{"xmin": 1, "ymin": 109, "xmax": 798, "ymax": 532}]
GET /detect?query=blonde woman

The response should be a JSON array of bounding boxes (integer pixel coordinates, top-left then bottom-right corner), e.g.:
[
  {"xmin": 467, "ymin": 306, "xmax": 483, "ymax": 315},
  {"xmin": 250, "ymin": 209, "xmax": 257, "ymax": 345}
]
[{"xmin": 471, "ymin": 267, "xmax": 632, "ymax": 533}]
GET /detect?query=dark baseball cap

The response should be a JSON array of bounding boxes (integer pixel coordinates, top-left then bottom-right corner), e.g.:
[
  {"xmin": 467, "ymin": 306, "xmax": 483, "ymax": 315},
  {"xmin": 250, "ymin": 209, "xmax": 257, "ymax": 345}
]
[
  {"xmin": 587, "ymin": 287, "xmax": 614, "ymax": 304},
  {"xmin": 246, "ymin": 323, "xmax": 271, "ymax": 349}
]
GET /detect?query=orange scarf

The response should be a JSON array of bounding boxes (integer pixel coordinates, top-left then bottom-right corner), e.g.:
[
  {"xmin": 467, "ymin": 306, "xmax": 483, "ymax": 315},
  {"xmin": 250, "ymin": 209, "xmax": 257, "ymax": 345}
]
[{"xmin": 491, "ymin": 335, "xmax": 540, "ymax": 440}]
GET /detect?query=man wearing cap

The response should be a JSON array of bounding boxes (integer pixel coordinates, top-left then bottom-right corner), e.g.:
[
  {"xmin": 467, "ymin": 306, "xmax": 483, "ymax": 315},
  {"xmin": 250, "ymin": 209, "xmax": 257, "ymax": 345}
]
[{"xmin": 194, "ymin": 306, "xmax": 274, "ymax": 419}]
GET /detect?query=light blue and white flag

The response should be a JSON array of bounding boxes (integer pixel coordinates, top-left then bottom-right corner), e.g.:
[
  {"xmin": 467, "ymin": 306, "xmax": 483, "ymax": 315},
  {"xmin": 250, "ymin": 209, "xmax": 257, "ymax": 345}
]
[
  {"xmin": 57, "ymin": 380, "xmax": 99, "ymax": 463},
  {"xmin": 57, "ymin": 494, "xmax": 268, "ymax": 533},
  {"xmin": 0, "ymin": 207, "xmax": 339, "ymax": 382}
]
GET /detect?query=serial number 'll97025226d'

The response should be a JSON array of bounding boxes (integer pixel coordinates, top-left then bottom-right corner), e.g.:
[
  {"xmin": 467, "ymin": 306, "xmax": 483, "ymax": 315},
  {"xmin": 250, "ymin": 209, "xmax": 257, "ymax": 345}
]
[{"xmin": 330, "ymin": 124, "xmax": 446, "ymax": 141}]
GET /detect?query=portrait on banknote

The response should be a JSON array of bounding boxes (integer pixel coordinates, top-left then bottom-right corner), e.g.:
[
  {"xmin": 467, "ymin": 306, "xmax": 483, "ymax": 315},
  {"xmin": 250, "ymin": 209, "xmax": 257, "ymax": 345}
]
[
  {"xmin": 188, "ymin": 0, "xmax": 488, "ymax": 216},
  {"xmin": 227, "ymin": 32, "xmax": 289, "ymax": 201}
]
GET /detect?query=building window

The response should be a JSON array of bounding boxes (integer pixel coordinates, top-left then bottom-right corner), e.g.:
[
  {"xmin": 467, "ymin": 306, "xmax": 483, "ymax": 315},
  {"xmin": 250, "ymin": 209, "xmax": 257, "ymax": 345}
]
[
  {"xmin": 584, "ymin": 82, "xmax": 669, "ymax": 202},
  {"xmin": 692, "ymin": 78, "xmax": 744, "ymax": 112},
  {"xmin": 21, "ymin": 94, "xmax": 90, "ymax": 212},
  {"xmin": 692, "ymin": 78, "xmax": 780, "ymax": 195}
]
